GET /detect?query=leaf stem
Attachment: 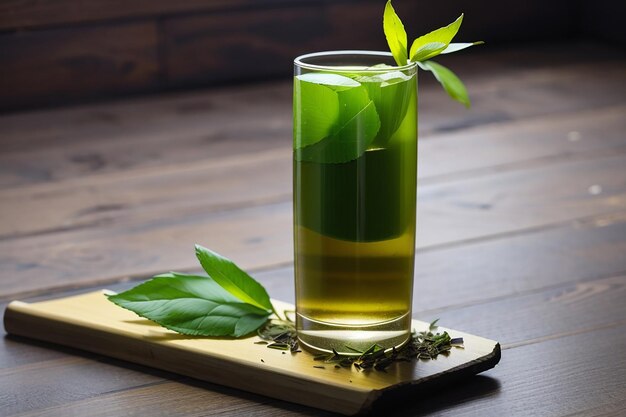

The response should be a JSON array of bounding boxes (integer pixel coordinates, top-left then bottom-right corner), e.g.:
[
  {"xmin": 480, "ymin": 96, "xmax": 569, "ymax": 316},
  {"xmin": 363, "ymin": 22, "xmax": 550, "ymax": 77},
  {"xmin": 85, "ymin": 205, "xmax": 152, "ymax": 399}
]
[{"xmin": 270, "ymin": 302, "xmax": 283, "ymax": 321}]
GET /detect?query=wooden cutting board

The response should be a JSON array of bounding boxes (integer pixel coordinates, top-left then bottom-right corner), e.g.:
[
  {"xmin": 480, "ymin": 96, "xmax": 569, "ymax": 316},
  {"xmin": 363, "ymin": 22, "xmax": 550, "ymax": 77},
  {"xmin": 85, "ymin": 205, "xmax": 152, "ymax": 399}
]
[{"xmin": 3, "ymin": 291, "xmax": 500, "ymax": 415}]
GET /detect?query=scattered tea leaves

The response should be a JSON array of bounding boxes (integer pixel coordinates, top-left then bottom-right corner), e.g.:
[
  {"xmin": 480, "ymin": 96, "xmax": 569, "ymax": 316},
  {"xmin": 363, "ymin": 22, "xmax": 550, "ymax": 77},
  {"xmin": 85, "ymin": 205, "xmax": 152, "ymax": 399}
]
[
  {"xmin": 255, "ymin": 318, "xmax": 464, "ymax": 372},
  {"xmin": 258, "ymin": 319, "xmax": 300, "ymax": 353}
]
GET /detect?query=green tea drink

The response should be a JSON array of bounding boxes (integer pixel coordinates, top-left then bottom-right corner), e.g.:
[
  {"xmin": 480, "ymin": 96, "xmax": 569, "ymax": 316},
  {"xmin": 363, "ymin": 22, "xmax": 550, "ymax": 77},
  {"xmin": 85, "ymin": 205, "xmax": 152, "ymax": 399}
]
[{"xmin": 293, "ymin": 52, "xmax": 418, "ymax": 353}]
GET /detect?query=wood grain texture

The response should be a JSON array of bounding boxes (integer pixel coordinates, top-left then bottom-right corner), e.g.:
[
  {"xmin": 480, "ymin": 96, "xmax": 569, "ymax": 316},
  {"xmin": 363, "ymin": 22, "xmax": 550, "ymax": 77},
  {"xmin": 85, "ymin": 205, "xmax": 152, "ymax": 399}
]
[
  {"xmin": 2, "ymin": 148, "xmax": 625, "ymax": 299},
  {"xmin": 0, "ymin": 0, "xmax": 574, "ymax": 37},
  {"xmin": 2, "ymin": 267, "xmax": 624, "ymax": 416},
  {"xmin": 1, "ymin": 45, "xmax": 625, "ymax": 416},
  {"xmin": 3, "ymin": 293, "xmax": 500, "ymax": 415},
  {"xmin": 1, "ymin": 104, "xmax": 624, "ymax": 239},
  {"xmin": 0, "ymin": 22, "xmax": 159, "ymax": 111},
  {"xmin": 163, "ymin": 6, "xmax": 329, "ymax": 86},
  {"xmin": 0, "ymin": 0, "xmax": 286, "ymax": 30},
  {"xmin": 253, "ymin": 212, "xmax": 626, "ymax": 314},
  {"xmin": 1, "ymin": 54, "xmax": 624, "ymax": 188},
  {"xmin": 0, "ymin": 354, "xmax": 165, "ymax": 416},
  {"xmin": 0, "ymin": 1, "xmax": 613, "ymax": 110},
  {"xmin": 0, "ymin": 143, "xmax": 626, "ymax": 296},
  {"xmin": 14, "ymin": 380, "xmax": 340, "ymax": 417},
  {"xmin": 374, "ymin": 325, "xmax": 626, "ymax": 416}
]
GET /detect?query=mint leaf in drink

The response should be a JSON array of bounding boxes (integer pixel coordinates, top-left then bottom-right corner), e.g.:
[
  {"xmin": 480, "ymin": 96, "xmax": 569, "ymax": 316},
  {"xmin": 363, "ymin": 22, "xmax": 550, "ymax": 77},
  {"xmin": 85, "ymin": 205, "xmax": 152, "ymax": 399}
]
[
  {"xmin": 419, "ymin": 60, "xmax": 470, "ymax": 108},
  {"xmin": 297, "ymin": 73, "xmax": 361, "ymax": 91},
  {"xmin": 383, "ymin": 0, "xmax": 408, "ymax": 66},
  {"xmin": 294, "ymin": 73, "xmax": 372, "ymax": 151},
  {"xmin": 107, "ymin": 272, "xmax": 271, "ymax": 337},
  {"xmin": 293, "ymin": 76, "xmax": 339, "ymax": 148},
  {"xmin": 296, "ymin": 100, "xmax": 380, "ymax": 163},
  {"xmin": 195, "ymin": 244, "xmax": 274, "ymax": 314},
  {"xmin": 357, "ymin": 72, "xmax": 414, "ymax": 147},
  {"xmin": 409, "ymin": 14, "xmax": 464, "ymax": 62},
  {"xmin": 294, "ymin": 74, "xmax": 380, "ymax": 163}
]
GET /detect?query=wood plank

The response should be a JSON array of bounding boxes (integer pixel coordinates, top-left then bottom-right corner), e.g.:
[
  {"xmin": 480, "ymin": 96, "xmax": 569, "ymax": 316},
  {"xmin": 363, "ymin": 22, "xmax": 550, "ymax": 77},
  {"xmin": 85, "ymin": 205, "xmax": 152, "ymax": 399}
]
[
  {"xmin": 16, "ymin": 380, "xmax": 334, "ymax": 417},
  {"xmin": 0, "ymin": 81, "xmax": 292, "ymax": 187},
  {"xmin": 1, "ymin": 58, "xmax": 624, "ymax": 188},
  {"xmin": 163, "ymin": 0, "xmax": 582, "ymax": 87},
  {"xmin": 1, "ymin": 150, "xmax": 625, "ymax": 299},
  {"xmin": 253, "ymin": 212, "xmax": 626, "ymax": 313},
  {"xmin": 565, "ymin": 399, "xmax": 626, "ymax": 417},
  {"xmin": 0, "ymin": 336, "xmax": 69, "ymax": 369},
  {"xmin": 1, "ymin": 104, "xmax": 624, "ymax": 239},
  {"xmin": 4, "ymin": 210, "xmax": 626, "ymax": 329},
  {"xmin": 419, "ymin": 274, "xmax": 626, "ymax": 349},
  {"xmin": 2, "ymin": 212, "xmax": 624, "ymax": 413},
  {"xmin": 3, "ymin": 294, "xmax": 500, "ymax": 415},
  {"xmin": 0, "ymin": 22, "xmax": 159, "ymax": 111},
  {"xmin": 0, "ymin": 0, "xmax": 574, "ymax": 38},
  {"xmin": 0, "ymin": 354, "xmax": 166, "ymax": 416},
  {"xmin": 418, "ymin": 105, "xmax": 626, "ymax": 183},
  {"xmin": 164, "ymin": 6, "xmax": 328, "ymax": 86},
  {"xmin": 372, "ymin": 325, "xmax": 626, "ymax": 416},
  {"xmin": 0, "ymin": 0, "xmax": 285, "ymax": 30},
  {"xmin": 3, "ymin": 275, "xmax": 624, "ymax": 416}
]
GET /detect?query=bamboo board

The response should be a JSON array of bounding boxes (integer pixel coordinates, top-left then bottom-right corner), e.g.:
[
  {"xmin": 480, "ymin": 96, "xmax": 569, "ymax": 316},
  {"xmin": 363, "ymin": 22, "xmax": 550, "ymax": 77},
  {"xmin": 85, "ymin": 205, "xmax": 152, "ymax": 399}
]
[{"xmin": 3, "ymin": 291, "xmax": 500, "ymax": 415}]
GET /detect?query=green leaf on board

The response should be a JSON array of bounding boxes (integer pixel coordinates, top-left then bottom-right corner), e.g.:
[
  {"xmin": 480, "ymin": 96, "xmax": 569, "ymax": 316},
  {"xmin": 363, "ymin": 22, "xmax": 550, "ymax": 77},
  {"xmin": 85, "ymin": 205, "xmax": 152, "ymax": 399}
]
[
  {"xmin": 107, "ymin": 272, "xmax": 271, "ymax": 337},
  {"xmin": 383, "ymin": 0, "xmax": 408, "ymax": 66},
  {"xmin": 441, "ymin": 41, "xmax": 485, "ymax": 54},
  {"xmin": 418, "ymin": 60, "xmax": 470, "ymax": 108},
  {"xmin": 409, "ymin": 14, "xmax": 464, "ymax": 62},
  {"xmin": 195, "ymin": 244, "xmax": 273, "ymax": 313}
]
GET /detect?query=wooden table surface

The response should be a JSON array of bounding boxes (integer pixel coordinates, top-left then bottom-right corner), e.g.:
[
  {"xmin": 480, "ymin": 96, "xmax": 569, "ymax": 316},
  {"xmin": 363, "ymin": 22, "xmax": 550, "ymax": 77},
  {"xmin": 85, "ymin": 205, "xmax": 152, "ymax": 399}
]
[{"xmin": 1, "ymin": 42, "xmax": 625, "ymax": 416}]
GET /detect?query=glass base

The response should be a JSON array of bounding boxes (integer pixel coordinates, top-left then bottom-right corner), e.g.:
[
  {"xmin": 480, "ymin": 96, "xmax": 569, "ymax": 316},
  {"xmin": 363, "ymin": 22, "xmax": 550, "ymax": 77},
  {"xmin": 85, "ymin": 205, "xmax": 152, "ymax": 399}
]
[{"xmin": 296, "ymin": 312, "xmax": 411, "ymax": 354}]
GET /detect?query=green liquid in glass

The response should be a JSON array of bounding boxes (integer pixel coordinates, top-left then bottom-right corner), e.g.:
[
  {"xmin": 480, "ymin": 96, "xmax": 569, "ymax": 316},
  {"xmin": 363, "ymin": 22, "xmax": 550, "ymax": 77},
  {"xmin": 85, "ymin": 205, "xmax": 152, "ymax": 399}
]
[{"xmin": 294, "ymin": 67, "xmax": 417, "ymax": 353}]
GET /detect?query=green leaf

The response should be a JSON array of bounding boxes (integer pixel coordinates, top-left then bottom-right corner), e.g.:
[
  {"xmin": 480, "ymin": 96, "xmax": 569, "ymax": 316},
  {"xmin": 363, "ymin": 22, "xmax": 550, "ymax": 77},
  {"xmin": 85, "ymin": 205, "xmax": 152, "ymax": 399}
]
[
  {"xmin": 410, "ymin": 41, "xmax": 447, "ymax": 62},
  {"xmin": 441, "ymin": 41, "xmax": 484, "ymax": 54},
  {"xmin": 294, "ymin": 73, "xmax": 380, "ymax": 163},
  {"xmin": 419, "ymin": 60, "xmax": 470, "ymax": 108},
  {"xmin": 357, "ymin": 71, "xmax": 414, "ymax": 147},
  {"xmin": 107, "ymin": 273, "xmax": 270, "ymax": 337},
  {"xmin": 296, "ymin": 100, "xmax": 380, "ymax": 163},
  {"xmin": 409, "ymin": 14, "xmax": 464, "ymax": 62},
  {"xmin": 298, "ymin": 73, "xmax": 361, "ymax": 91},
  {"xmin": 293, "ymin": 76, "xmax": 340, "ymax": 148},
  {"xmin": 383, "ymin": 1, "xmax": 408, "ymax": 66},
  {"xmin": 335, "ymin": 84, "xmax": 372, "ymax": 128},
  {"xmin": 294, "ymin": 73, "xmax": 371, "ymax": 151},
  {"xmin": 195, "ymin": 244, "xmax": 273, "ymax": 313}
]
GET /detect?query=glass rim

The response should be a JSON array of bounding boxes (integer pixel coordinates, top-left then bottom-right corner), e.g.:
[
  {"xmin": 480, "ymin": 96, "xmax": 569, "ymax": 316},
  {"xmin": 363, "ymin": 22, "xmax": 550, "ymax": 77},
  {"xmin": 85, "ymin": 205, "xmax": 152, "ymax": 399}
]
[{"xmin": 294, "ymin": 50, "xmax": 417, "ymax": 73}]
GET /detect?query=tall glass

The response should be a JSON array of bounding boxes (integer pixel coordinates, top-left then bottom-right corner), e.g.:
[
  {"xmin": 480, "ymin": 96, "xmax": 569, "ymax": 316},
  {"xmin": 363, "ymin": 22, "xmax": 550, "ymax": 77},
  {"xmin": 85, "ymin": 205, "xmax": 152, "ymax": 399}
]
[{"xmin": 293, "ymin": 51, "xmax": 418, "ymax": 353}]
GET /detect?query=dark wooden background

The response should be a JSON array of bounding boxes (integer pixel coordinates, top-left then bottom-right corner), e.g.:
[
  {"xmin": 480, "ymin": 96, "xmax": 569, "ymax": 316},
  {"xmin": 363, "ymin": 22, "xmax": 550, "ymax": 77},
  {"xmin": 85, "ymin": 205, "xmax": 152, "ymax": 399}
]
[{"xmin": 0, "ymin": 0, "xmax": 624, "ymax": 112}]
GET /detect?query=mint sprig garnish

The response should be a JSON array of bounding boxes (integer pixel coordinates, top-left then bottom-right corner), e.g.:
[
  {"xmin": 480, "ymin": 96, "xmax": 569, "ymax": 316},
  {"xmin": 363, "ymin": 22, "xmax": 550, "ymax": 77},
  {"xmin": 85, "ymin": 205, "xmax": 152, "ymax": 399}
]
[
  {"xmin": 383, "ymin": 0, "xmax": 408, "ymax": 68},
  {"xmin": 107, "ymin": 245, "xmax": 275, "ymax": 337},
  {"xmin": 384, "ymin": 0, "xmax": 483, "ymax": 107}
]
